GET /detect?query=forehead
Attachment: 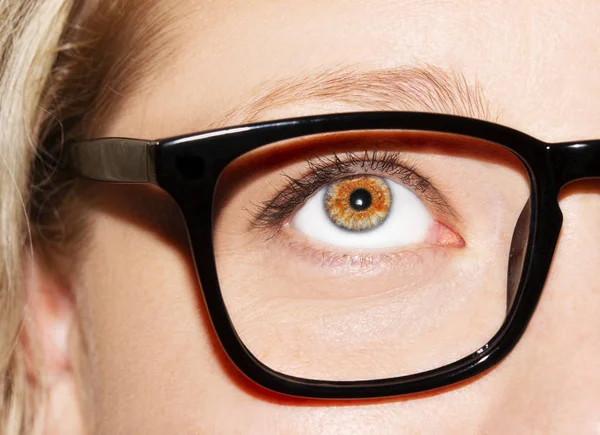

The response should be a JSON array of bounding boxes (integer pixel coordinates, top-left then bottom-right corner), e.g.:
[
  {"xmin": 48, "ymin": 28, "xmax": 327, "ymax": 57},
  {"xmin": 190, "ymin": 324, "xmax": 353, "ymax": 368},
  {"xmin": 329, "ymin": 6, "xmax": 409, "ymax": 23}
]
[{"xmin": 104, "ymin": 0, "xmax": 600, "ymax": 141}]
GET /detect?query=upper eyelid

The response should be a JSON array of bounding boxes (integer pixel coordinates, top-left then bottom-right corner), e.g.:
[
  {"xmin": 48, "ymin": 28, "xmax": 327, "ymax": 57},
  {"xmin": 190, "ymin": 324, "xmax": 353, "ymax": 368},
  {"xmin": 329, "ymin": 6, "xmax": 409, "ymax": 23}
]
[{"xmin": 250, "ymin": 151, "xmax": 461, "ymax": 230}]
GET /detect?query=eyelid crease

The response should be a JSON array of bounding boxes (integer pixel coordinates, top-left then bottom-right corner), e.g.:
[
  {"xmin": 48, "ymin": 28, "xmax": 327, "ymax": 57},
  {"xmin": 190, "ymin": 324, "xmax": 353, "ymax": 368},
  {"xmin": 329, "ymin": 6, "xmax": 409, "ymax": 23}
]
[{"xmin": 249, "ymin": 150, "xmax": 461, "ymax": 233}]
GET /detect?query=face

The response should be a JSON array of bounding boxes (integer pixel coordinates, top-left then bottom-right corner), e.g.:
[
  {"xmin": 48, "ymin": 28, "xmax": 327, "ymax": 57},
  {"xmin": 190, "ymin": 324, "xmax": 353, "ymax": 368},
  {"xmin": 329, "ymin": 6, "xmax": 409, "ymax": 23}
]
[{"xmin": 66, "ymin": 0, "xmax": 600, "ymax": 433}]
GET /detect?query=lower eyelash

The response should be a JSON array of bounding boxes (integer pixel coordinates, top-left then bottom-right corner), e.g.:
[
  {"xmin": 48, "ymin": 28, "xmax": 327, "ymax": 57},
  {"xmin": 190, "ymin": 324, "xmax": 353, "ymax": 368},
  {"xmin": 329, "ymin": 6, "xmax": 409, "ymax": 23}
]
[{"xmin": 275, "ymin": 228, "xmax": 444, "ymax": 276}]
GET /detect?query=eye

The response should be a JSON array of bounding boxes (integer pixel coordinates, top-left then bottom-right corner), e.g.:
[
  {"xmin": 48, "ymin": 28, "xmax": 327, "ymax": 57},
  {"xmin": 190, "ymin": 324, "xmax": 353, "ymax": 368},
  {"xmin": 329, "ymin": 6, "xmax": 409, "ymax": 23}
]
[{"xmin": 292, "ymin": 175, "xmax": 434, "ymax": 249}]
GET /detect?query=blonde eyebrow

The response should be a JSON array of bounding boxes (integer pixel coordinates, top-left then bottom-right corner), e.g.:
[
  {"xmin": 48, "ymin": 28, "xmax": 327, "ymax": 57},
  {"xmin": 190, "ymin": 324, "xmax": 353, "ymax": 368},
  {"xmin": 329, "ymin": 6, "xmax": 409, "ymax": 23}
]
[{"xmin": 214, "ymin": 65, "xmax": 498, "ymax": 128}]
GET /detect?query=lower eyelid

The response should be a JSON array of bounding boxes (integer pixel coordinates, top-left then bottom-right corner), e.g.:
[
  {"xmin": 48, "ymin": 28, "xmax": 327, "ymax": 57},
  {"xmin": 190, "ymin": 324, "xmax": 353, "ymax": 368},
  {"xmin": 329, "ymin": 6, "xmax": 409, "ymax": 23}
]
[
  {"xmin": 282, "ymin": 235, "xmax": 425, "ymax": 275},
  {"xmin": 271, "ymin": 222, "xmax": 462, "ymax": 275}
]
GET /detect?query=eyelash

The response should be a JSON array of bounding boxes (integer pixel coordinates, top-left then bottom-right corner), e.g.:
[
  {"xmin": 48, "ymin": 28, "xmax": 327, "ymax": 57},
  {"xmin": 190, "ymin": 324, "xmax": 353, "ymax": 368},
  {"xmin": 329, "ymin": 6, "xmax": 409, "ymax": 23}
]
[{"xmin": 251, "ymin": 150, "xmax": 442, "ymax": 229}]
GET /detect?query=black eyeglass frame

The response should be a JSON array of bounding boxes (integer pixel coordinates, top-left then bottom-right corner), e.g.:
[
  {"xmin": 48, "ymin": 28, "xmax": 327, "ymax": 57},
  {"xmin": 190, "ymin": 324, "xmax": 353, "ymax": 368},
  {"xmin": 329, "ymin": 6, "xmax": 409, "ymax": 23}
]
[{"xmin": 63, "ymin": 111, "xmax": 600, "ymax": 399}]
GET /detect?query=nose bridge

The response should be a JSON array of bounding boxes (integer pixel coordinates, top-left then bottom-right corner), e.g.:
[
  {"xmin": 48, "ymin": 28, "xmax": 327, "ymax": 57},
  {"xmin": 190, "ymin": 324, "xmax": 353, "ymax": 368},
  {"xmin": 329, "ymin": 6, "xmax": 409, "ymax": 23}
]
[{"xmin": 550, "ymin": 140, "xmax": 600, "ymax": 185}]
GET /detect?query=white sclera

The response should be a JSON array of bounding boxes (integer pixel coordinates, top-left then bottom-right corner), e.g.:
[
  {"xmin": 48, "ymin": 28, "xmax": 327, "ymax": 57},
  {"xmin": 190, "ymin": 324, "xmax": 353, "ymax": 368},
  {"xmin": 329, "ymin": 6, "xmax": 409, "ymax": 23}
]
[{"xmin": 292, "ymin": 179, "xmax": 433, "ymax": 249}]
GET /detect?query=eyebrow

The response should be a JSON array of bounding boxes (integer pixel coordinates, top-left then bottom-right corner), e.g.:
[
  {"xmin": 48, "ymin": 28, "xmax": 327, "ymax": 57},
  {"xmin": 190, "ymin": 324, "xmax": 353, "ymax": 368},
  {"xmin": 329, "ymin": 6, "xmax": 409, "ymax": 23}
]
[{"xmin": 212, "ymin": 65, "xmax": 498, "ymax": 128}]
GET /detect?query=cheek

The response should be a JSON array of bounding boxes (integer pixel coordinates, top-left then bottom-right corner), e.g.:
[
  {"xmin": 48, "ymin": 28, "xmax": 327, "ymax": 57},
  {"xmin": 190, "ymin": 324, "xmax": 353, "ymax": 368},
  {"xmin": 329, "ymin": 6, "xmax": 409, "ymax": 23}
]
[
  {"xmin": 74, "ymin": 186, "xmax": 234, "ymax": 432},
  {"xmin": 77, "ymin": 214, "xmax": 201, "ymax": 428},
  {"xmin": 72, "ymin": 204, "xmax": 486, "ymax": 435},
  {"xmin": 69, "ymin": 185, "xmax": 506, "ymax": 434}
]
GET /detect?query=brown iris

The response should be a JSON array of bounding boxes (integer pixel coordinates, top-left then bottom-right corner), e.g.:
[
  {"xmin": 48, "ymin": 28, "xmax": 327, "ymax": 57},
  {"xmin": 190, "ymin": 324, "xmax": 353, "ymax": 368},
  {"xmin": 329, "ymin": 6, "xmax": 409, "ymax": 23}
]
[{"xmin": 325, "ymin": 176, "xmax": 392, "ymax": 231}]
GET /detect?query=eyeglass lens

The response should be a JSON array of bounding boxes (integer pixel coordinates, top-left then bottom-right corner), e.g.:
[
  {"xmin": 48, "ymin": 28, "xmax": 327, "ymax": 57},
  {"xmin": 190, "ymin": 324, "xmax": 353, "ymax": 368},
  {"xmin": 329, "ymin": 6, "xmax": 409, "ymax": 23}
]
[{"xmin": 212, "ymin": 130, "xmax": 531, "ymax": 381}]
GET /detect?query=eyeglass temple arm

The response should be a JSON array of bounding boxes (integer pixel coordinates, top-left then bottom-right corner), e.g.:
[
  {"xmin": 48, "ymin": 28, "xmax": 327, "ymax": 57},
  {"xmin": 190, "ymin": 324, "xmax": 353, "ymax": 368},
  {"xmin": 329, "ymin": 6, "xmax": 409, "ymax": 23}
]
[{"xmin": 63, "ymin": 138, "xmax": 158, "ymax": 184}]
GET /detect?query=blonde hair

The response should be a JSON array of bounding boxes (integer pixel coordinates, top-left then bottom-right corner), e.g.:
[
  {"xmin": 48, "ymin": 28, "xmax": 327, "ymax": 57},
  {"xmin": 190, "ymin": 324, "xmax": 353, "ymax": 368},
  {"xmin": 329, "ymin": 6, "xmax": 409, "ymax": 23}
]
[
  {"xmin": 1, "ymin": 0, "xmax": 181, "ymax": 431},
  {"xmin": 0, "ymin": 0, "xmax": 76, "ymax": 433}
]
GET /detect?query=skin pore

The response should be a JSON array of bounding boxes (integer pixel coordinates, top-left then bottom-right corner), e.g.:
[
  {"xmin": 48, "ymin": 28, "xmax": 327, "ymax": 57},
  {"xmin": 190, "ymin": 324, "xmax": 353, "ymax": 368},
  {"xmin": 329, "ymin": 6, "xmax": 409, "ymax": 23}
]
[{"xmin": 34, "ymin": 0, "xmax": 600, "ymax": 433}]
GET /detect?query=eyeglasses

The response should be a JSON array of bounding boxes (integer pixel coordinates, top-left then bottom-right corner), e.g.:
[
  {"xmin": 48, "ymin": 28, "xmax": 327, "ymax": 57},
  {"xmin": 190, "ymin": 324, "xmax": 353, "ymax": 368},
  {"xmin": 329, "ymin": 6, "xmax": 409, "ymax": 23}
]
[{"xmin": 63, "ymin": 111, "xmax": 600, "ymax": 399}]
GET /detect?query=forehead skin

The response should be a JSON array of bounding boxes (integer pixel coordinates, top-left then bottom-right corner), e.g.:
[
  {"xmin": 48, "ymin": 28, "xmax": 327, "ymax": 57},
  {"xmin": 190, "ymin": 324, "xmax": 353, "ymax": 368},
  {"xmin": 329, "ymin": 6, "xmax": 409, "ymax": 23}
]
[
  {"xmin": 79, "ymin": 0, "xmax": 600, "ymax": 434},
  {"xmin": 105, "ymin": 0, "xmax": 600, "ymax": 141}
]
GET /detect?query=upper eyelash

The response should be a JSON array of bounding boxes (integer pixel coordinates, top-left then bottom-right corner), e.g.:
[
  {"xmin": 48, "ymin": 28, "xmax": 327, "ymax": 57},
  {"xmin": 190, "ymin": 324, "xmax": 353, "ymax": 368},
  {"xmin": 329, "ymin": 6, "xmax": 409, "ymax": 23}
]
[{"xmin": 249, "ymin": 150, "xmax": 448, "ymax": 230}]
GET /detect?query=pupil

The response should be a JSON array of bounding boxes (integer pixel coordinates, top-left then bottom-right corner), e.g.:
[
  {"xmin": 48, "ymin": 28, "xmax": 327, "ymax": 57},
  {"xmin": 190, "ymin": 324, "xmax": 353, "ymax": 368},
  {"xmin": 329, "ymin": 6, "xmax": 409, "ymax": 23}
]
[{"xmin": 349, "ymin": 188, "xmax": 372, "ymax": 211}]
